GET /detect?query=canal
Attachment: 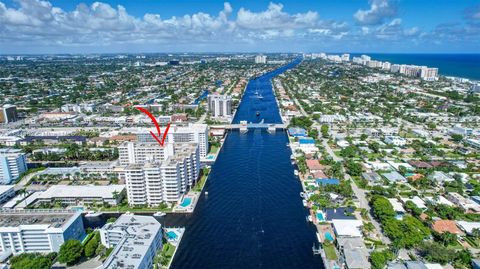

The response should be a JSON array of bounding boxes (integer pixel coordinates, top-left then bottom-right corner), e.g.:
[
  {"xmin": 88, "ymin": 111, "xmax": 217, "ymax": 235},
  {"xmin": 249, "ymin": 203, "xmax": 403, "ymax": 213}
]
[{"xmin": 169, "ymin": 59, "xmax": 324, "ymax": 269}]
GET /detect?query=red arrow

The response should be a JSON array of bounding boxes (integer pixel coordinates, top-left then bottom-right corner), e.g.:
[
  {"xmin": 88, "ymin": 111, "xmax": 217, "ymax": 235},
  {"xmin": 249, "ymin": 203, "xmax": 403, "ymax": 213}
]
[{"xmin": 135, "ymin": 106, "xmax": 171, "ymax": 146}]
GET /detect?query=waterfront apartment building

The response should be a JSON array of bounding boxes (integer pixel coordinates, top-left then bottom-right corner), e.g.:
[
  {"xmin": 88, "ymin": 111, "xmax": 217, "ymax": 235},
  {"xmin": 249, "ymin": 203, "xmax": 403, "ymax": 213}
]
[
  {"xmin": 0, "ymin": 148, "xmax": 27, "ymax": 184},
  {"xmin": 341, "ymin": 53, "xmax": 350, "ymax": 62},
  {"xmin": 207, "ymin": 94, "xmax": 232, "ymax": 119},
  {"xmin": 137, "ymin": 123, "xmax": 209, "ymax": 158},
  {"xmin": 167, "ymin": 124, "xmax": 208, "ymax": 158},
  {"xmin": 99, "ymin": 215, "xmax": 162, "ymax": 269},
  {"xmin": 420, "ymin": 67, "xmax": 439, "ymax": 81},
  {"xmin": 0, "ymin": 104, "xmax": 18, "ymax": 124},
  {"xmin": 255, "ymin": 55, "xmax": 267, "ymax": 64},
  {"xmin": 0, "ymin": 210, "xmax": 86, "ymax": 254},
  {"xmin": 118, "ymin": 141, "xmax": 174, "ymax": 165},
  {"xmin": 121, "ymin": 143, "xmax": 200, "ymax": 205}
]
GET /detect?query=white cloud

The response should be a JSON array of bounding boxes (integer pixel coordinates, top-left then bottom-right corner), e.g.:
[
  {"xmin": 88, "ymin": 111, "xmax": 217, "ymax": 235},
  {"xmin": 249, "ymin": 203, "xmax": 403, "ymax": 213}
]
[
  {"xmin": 2, "ymin": 0, "xmax": 475, "ymax": 53},
  {"xmin": 0, "ymin": 0, "xmax": 352, "ymax": 49},
  {"xmin": 236, "ymin": 2, "xmax": 318, "ymax": 30},
  {"xmin": 354, "ymin": 0, "xmax": 397, "ymax": 25}
]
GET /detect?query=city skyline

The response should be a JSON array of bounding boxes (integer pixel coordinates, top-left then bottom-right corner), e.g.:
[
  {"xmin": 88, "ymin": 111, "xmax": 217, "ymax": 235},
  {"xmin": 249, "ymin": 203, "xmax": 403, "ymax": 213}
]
[{"xmin": 1, "ymin": 0, "xmax": 479, "ymax": 54}]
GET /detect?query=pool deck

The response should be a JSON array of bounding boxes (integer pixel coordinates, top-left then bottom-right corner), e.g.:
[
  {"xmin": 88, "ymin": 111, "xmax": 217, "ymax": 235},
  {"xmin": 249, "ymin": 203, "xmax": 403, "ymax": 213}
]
[
  {"xmin": 163, "ymin": 227, "xmax": 185, "ymax": 269},
  {"xmin": 173, "ymin": 192, "xmax": 200, "ymax": 213}
]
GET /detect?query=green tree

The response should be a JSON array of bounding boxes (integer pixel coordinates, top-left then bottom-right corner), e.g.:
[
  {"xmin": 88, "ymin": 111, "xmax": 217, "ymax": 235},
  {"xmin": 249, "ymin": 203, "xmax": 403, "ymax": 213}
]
[
  {"xmin": 371, "ymin": 196, "xmax": 395, "ymax": 221},
  {"xmin": 290, "ymin": 116, "xmax": 313, "ymax": 129},
  {"xmin": 340, "ymin": 146, "xmax": 357, "ymax": 158},
  {"xmin": 345, "ymin": 160, "xmax": 363, "ymax": 176},
  {"xmin": 10, "ymin": 253, "xmax": 56, "ymax": 269},
  {"xmin": 84, "ymin": 232, "xmax": 100, "ymax": 257},
  {"xmin": 450, "ymin": 134, "xmax": 463, "ymax": 143},
  {"xmin": 321, "ymin": 124, "xmax": 329, "ymax": 138},
  {"xmin": 383, "ymin": 216, "xmax": 431, "ymax": 248},
  {"xmin": 58, "ymin": 239, "xmax": 83, "ymax": 265},
  {"xmin": 404, "ymin": 200, "xmax": 422, "ymax": 217},
  {"xmin": 370, "ymin": 250, "xmax": 395, "ymax": 269}
]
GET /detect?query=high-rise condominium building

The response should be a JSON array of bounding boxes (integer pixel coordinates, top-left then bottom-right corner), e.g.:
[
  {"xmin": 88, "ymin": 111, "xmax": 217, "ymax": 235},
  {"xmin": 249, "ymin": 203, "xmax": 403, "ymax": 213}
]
[
  {"xmin": 0, "ymin": 104, "xmax": 18, "ymax": 124},
  {"xmin": 0, "ymin": 148, "xmax": 27, "ymax": 184},
  {"xmin": 420, "ymin": 67, "xmax": 439, "ymax": 81},
  {"xmin": 119, "ymin": 142, "xmax": 200, "ymax": 205},
  {"xmin": 255, "ymin": 55, "xmax": 267, "ymax": 64},
  {"xmin": 137, "ymin": 123, "xmax": 209, "ymax": 158},
  {"xmin": 207, "ymin": 94, "xmax": 232, "ymax": 119},
  {"xmin": 118, "ymin": 141, "xmax": 174, "ymax": 165}
]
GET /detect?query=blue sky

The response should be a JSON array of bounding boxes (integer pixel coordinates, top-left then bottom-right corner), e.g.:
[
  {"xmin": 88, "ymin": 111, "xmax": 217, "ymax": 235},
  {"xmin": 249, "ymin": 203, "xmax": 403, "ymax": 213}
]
[{"xmin": 0, "ymin": 0, "xmax": 479, "ymax": 54}]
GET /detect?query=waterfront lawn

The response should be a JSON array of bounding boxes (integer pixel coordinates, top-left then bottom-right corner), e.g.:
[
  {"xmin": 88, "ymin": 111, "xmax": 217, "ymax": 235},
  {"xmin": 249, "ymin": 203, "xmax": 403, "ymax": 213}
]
[
  {"xmin": 97, "ymin": 203, "xmax": 173, "ymax": 213},
  {"xmin": 193, "ymin": 168, "xmax": 210, "ymax": 192},
  {"xmin": 209, "ymin": 145, "xmax": 219, "ymax": 154},
  {"xmin": 323, "ymin": 243, "xmax": 337, "ymax": 260},
  {"xmin": 155, "ymin": 242, "xmax": 176, "ymax": 269}
]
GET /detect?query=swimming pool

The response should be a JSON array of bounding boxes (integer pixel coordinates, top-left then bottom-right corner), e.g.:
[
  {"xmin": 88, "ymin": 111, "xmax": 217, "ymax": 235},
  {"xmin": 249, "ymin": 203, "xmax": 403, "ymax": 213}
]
[
  {"xmin": 325, "ymin": 232, "xmax": 334, "ymax": 242},
  {"xmin": 166, "ymin": 231, "xmax": 178, "ymax": 240},
  {"xmin": 206, "ymin": 155, "xmax": 214, "ymax": 159},
  {"xmin": 316, "ymin": 212, "xmax": 325, "ymax": 222},
  {"xmin": 180, "ymin": 197, "xmax": 192, "ymax": 207},
  {"xmin": 71, "ymin": 206, "xmax": 84, "ymax": 212}
]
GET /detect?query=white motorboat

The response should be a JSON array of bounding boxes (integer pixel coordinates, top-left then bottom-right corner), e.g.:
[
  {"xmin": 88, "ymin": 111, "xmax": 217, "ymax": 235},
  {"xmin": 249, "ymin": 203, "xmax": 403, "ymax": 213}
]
[{"xmin": 153, "ymin": 212, "xmax": 166, "ymax": 217}]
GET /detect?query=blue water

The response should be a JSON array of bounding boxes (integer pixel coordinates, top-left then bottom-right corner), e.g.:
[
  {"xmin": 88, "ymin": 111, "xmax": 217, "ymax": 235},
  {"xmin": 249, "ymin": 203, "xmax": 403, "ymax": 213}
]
[
  {"xmin": 193, "ymin": 90, "xmax": 209, "ymax": 105},
  {"xmin": 180, "ymin": 198, "xmax": 192, "ymax": 207},
  {"xmin": 232, "ymin": 59, "xmax": 302, "ymax": 124},
  {"xmin": 350, "ymin": 53, "xmax": 480, "ymax": 81},
  {"xmin": 170, "ymin": 59, "xmax": 323, "ymax": 269}
]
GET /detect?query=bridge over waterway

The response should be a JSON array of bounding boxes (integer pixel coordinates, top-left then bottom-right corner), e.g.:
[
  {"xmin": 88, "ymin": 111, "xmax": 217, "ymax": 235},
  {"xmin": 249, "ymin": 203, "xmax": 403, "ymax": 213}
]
[{"xmin": 211, "ymin": 120, "xmax": 289, "ymax": 131}]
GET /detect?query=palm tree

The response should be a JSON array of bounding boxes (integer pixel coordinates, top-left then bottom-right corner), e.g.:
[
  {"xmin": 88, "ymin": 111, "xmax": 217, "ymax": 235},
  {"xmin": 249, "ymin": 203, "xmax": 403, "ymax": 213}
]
[{"xmin": 112, "ymin": 191, "xmax": 120, "ymax": 213}]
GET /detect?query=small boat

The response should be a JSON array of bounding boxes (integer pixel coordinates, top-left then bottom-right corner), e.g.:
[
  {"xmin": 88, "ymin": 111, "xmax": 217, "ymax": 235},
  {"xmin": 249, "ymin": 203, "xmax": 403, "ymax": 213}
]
[
  {"xmin": 205, "ymin": 191, "xmax": 209, "ymax": 195},
  {"xmin": 85, "ymin": 211, "xmax": 103, "ymax": 217},
  {"xmin": 291, "ymin": 161, "xmax": 295, "ymax": 165},
  {"xmin": 306, "ymin": 215, "xmax": 313, "ymax": 222},
  {"xmin": 256, "ymin": 111, "xmax": 260, "ymax": 116},
  {"xmin": 290, "ymin": 154, "xmax": 295, "ymax": 160},
  {"xmin": 294, "ymin": 170, "xmax": 299, "ymax": 176},
  {"xmin": 153, "ymin": 212, "xmax": 166, "ymax": 217},
  {"xmin": 303, "ymin": 199, "xmax": 308, "ymax": 207},
  {"xmin": 300, "ymin": 192, "xmax": 305, "ymax": 198}
]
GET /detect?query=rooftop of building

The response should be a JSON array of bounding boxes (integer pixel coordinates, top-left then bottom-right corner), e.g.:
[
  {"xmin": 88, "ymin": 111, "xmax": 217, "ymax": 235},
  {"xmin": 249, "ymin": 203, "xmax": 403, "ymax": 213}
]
[
  {"xmin": 37, "ymin": 185, "xmax": 125, "ymax": 200},
  {"xmin": 0, "ymin": 210, "xmax": 79, "ymax": 228},
  {"xmin": 432, "ymin": 219, "xmax": 462, "ymax": 234},
  {"xmin": 102, "ymin": 215, "xmax": 161, "ymax": 269},
  {"xmin": 0, "ymin": 185, "xmax": 14, "ymax": 194},
  {"xmin": 0, "ymin": 148, "xmax": 23, "ymax": 155}
]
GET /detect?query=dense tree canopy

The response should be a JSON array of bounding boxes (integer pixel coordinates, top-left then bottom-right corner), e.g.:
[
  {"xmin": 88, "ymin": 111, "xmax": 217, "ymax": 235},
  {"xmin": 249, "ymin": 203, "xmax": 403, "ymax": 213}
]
[
  {"xmin": 58, "ymin": 239, "xmax": 83, "ymax": 265},
  {"xmin": 10, "ymin": 253, "xmax": 56, "ymax": 269}
]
